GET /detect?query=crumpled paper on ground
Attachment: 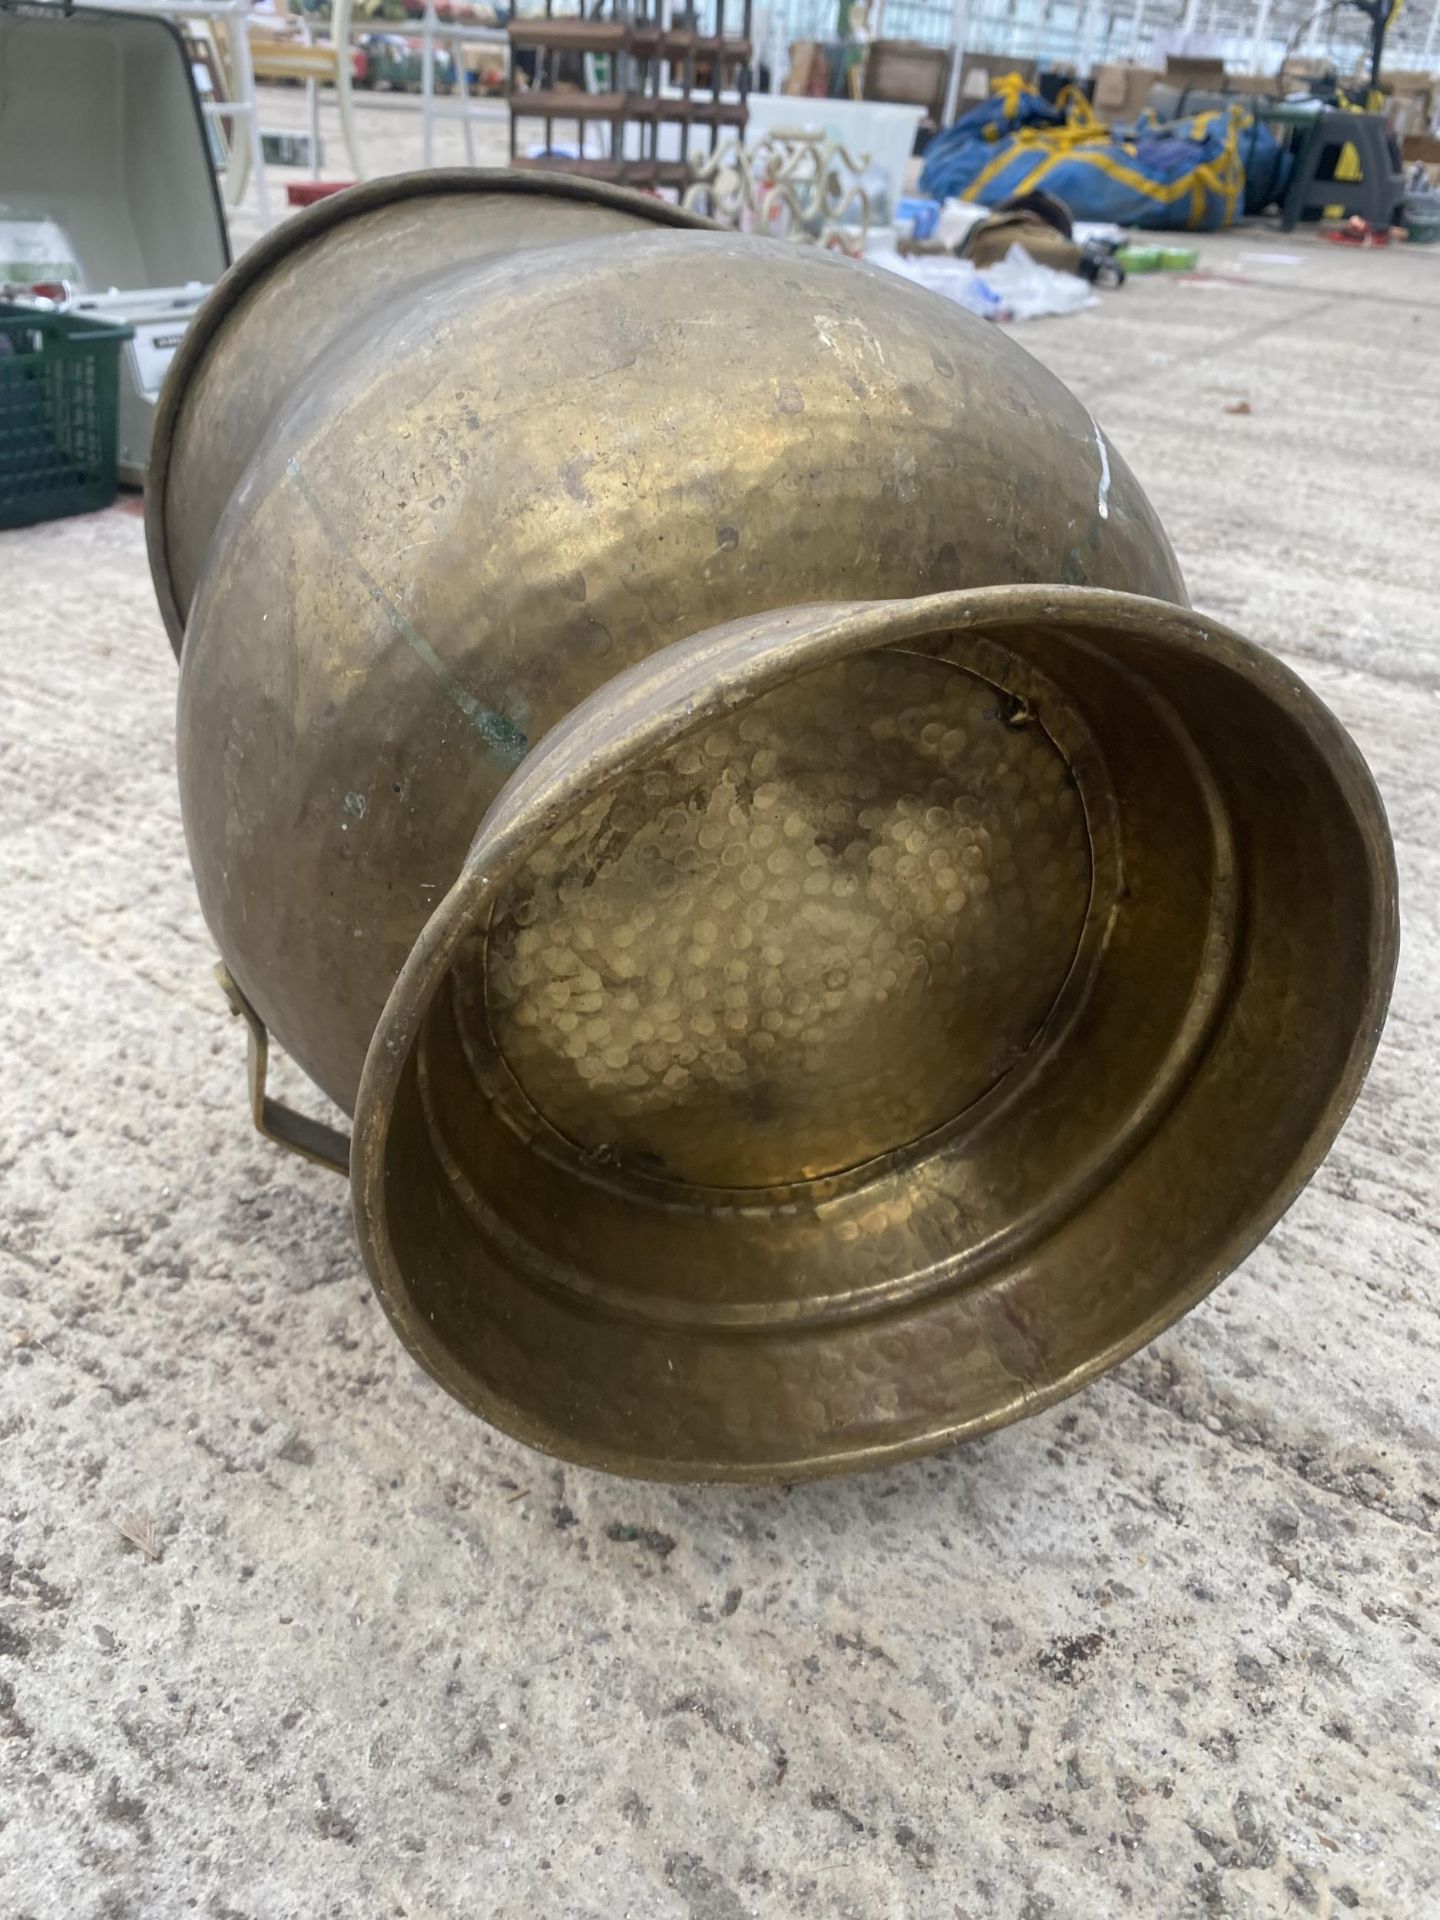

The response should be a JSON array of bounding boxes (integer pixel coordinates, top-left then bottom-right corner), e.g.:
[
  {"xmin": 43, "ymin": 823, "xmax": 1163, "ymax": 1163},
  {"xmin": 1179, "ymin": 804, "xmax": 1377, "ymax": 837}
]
[{"xmin": 868, "ymin": 242, "xmax": 1098, "ymax": 322}]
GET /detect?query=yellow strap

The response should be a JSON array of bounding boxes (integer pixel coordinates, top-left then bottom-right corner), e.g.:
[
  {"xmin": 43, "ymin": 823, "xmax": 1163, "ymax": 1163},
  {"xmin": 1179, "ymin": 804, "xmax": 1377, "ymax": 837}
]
[
  {"xmin": 966, "ymin": 97, "xmax": 1246, "ymax": 221},
  {"xmin": 990, "ymin": 71, "xmax": 1031, "ymax": 122},
  {"xmin": 968, "ymin": 135, "xmax": 1034, "ymax": 198},
  {"xmin": 1057, "ymin": 82, "xmax": 1101, "ymax": 131}
]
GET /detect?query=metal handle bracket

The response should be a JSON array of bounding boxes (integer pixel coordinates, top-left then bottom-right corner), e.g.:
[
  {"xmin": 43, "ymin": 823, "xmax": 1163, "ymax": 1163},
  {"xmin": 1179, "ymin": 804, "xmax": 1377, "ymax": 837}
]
[{"xmin": 215, "ymin": 964, "xmax": 351, "ymax": 1176}]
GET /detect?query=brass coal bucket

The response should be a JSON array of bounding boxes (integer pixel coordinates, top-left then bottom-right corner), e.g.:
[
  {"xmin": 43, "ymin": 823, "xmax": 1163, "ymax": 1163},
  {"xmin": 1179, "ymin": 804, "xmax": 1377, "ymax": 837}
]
[{"xmin": 150, "ymin": 172, "xmax": 1398, "ymax": 1482}]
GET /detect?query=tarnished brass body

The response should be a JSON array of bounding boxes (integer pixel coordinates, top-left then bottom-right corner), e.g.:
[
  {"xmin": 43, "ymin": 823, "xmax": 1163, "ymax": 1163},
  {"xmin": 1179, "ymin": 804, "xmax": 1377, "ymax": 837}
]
[
  {"xmin": 153, "ymin": 172, "xmax": 1397, "ymax": 1482},
  {"xmin": 147, "ymin": 171, "xmax": 708, "ymax": 653},
  {"xmin": 156, "ymin": 174, "xmax": 1183, "ymax": 1116}
]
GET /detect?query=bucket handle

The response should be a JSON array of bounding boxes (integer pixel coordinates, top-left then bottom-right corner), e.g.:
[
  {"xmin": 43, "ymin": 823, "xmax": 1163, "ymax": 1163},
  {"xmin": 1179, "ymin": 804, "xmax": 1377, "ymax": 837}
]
[{"xmin": 216, "ymin": 964, "xmax": 350, "ymax": 1177}]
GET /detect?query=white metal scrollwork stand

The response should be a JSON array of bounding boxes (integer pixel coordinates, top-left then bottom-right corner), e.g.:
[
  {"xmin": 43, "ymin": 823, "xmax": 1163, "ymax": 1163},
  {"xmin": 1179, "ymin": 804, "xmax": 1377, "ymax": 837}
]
[{"xmin": 683, "ymin": 129, "xmax": 872, "ymax": 254}]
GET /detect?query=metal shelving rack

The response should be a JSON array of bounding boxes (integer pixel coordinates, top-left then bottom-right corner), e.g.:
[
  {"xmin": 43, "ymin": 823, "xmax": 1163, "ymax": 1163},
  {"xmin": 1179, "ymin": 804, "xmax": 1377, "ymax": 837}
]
[{"xmin": 508, "ymin": 0, "xmax": 754, "ymax": 191}]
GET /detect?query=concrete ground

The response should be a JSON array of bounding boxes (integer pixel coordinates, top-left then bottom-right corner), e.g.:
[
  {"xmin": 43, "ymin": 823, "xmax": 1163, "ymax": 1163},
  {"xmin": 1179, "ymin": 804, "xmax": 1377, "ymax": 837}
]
[{"xmin": 2, "ymin": 87, "xmax": 1439, "ymax": 1920}]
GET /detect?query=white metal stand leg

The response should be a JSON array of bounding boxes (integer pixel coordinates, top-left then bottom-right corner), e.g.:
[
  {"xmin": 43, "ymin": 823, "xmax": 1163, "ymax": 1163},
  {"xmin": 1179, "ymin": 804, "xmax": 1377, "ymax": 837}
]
[
  {"xmin": 226, "ymin": 3, "xmax": 271, "ymax": 230},
  {"xmin": 301, "ymin": 17, "xmax": 320, "ymax": 177},
  {"xmin": 1249, "ymin": 0, "xmax": 1273, "ymax": 74},
  {"xmin": 418, "ymin": 5, "xmax": 506, "ymax": 166},
  {"xmin": 421, "ymin": 0, "xmax": 438, "ymax": 168},
  {"xmin": 456, "ymin": 43, "xmax": 476, "ymax": 165},
  {"xmin": 1078, "ymin": 0, "xmax": 1100, "ymax": 80},
  {"xmin": 332, "ymin": 0, "xmax": 366, "ymax": 181},
  {"xmin": 940, "ymin": 0, "xmax": 970, "ymax": 126},
  {"xmin": 1128, "ymin": 0, "xmax": 1147, "ymax": 60}
]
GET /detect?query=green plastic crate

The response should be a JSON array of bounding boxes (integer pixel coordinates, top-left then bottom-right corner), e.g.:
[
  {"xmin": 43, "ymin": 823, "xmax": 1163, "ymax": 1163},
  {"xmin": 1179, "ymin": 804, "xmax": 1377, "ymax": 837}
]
[{"xmin": 0, "ymin": 302, "xmax": 134, "ymax": 528}]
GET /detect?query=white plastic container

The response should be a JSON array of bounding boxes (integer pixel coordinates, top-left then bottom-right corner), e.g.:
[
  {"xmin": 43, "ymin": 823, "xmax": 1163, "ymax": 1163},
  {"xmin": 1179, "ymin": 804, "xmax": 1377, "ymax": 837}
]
[{"xmin": 0, "ymin": 3, "xmax": 228, "ymax": 481}]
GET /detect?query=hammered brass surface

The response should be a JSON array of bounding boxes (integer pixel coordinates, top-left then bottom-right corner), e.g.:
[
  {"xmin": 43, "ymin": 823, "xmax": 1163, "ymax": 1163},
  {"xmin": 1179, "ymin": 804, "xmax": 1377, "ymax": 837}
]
[
  {"xmin": 153, "ymin": 175, "xmax": 1398, "ymax": 1482},
  {"xmin": 348, "ymin": 590, "xmax": 1397, "ymax": 1481},
  {"xmin": 472, "ymin": 650, "xmax": 1090, "ymax": 1191},
  {"xmin": 172, "ymin": 220, "xmax": 1185, "ymax": 1119},
  {"xmin": 147, "ymin": 171, "xmax": 709, "ymax": 651}
]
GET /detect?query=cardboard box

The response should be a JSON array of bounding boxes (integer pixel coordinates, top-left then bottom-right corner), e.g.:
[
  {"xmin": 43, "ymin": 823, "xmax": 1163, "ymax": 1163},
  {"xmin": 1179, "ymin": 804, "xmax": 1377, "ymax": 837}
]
[
  {"xmin": 1092, "ymin": 62, "xmax": 1161, "ymax": 119},
  {"xmin": 864, "ymin": 39, "xmax": 950, "ymax": 122},
  {"xmin": 785, "ymin": 40, "xmax": 825, "ymax": 97},
  {"xmin": 1165, "ymin": 53, "xmax": 1226, "ymax": 86},
  {"xmin": 1381, "ymin": 68, "xmax": 1436, "ymax": 97},
  {"xmin": 958, "ymin": 52, "xmax": 1035, "ymax": 103},
  {"xmin": 1225, "ymin": 72, "xmax": 1279, "ymax": 97},
  {"xmin": 1380, "ymin": 71, "xmax": 1436, "ymax": 138},
  {"xmin": 1279, "ymin": 54, "xmax": 1331, "ymax": 90}
]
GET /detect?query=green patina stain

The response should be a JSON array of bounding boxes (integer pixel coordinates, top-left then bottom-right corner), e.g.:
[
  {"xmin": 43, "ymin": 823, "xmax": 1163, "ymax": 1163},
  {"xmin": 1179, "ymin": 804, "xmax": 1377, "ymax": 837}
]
[{"xmin": 286, "ymin": 458, "xmax": 527, "ymax": 767}]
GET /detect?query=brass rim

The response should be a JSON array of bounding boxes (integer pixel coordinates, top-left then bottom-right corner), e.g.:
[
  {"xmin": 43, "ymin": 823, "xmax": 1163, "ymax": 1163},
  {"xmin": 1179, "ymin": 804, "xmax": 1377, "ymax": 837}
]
[
  {"xmin": 145, "ymin": 168, "xmax": 712, "ymax": 656},
  {"xmin": 350, "ymin": 586, "xmax": 1399, "ymax": 1484}
]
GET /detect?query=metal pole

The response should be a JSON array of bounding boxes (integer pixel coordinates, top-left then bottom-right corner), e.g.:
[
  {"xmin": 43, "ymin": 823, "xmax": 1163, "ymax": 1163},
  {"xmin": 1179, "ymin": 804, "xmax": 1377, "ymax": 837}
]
[
  {"xmin": 333, "ymin": 0, "xmax": 365, "ymax": 180},
  {"xmin": 940, "ymin": 0, "xmax": 970, "ymax": 126},
  {"xmin": 1249, "ymin": 0, "xmax": 1272, "ymax": 72},
  {"xmin": 456, "ymin": 41, "xmax": 476, "ymax": 167},
  {"xmin": 1079, "ymin": 0, "xmax": 1100, "ymax": 74},
  {"xmin": 1424, "ymin": 0, "xmax": 1440, "ymax": 61},
  {"xmin": 227, "ymin": 1, "xmax": 271, "ymax": 230},
  {"xmin": 421, "ymin": 0, "xmax": 437, "ymax": 169},
  {"xmin": 1128, "ymin": 0, "xmax": 1147, "ymax": 60},
  {"xmin": 1182, "ymin": 0, "xmax": 1201, "ymax": 34},
  {"xmin": 300, "ymin": 18, "xmax": 318, "ymax": 179}
]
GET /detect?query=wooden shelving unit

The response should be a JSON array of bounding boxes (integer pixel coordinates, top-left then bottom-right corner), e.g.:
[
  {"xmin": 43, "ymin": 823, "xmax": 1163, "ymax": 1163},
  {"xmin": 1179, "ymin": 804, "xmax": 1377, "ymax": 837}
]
[{"xmin": 507, "ymin": 1, "xmax": 753, "ymax": 193}]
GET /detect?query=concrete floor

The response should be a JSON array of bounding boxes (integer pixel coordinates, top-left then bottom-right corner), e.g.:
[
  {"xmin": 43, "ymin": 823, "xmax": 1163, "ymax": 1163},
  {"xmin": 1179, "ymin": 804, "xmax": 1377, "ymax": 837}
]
[{"xmin": 2, "ymin": 92, "xmax": 1439, "ymax": 1919}]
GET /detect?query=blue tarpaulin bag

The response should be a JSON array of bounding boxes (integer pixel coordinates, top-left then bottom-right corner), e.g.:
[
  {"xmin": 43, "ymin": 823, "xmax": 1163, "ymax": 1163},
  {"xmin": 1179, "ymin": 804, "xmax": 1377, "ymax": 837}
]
[{"xmin": 920, "ymin": 78, "xmax": 1273, "ymax": 232}]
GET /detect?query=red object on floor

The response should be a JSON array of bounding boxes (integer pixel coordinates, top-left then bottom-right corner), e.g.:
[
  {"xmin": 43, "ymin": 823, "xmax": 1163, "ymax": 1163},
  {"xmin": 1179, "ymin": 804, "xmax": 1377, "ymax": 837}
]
[
  {"xmin": 1327, "ymin": 215, "xmax": 1393, "ymax": 247},
  {"xmin": 286, "ymin": 181, "xmax": 355, "ymax": 208}
]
